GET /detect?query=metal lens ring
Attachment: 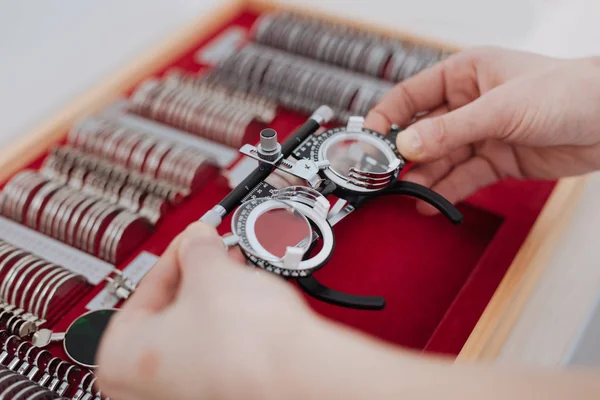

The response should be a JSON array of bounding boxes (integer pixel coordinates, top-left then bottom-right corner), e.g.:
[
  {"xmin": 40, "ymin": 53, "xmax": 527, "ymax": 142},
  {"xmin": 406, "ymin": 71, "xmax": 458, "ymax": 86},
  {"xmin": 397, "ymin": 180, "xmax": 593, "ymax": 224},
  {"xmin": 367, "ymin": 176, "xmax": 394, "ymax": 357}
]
[
  {"xmin": 293, "ymin": 118, "xmax": 404, "ymax": 193},
  {"xmin": 232, "ymin": 198, "xmax": 312, "ymax": 266},
  {"xmin": 318, "ymin": 129, "xmax": 402, "ymax": 192},
  {"xmin": 231, "ymin": 194, "xmax": 334, "ymax": 273},
  {"xmin": 271, "ymin": 186, "xmax": 329, "ymax": 220},
  {"xmin": 246, "ymin": 213, "xmax": 332, "ymax": 278}
]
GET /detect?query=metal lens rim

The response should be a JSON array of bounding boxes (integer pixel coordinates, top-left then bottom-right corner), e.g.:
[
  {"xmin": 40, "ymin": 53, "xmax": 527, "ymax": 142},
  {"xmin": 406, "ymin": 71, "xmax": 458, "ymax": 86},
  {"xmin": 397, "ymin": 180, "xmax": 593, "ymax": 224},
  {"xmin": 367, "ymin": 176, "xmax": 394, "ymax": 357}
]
[
  {"xmin": 232, "ymin": 198, "xmax": 313, "ymax": 264},
  {"xmin": 232, "ymin": 197, "xmax": 335, "ymax": 272},
  {"xmin": 318, "ymin": 130, "xmax": 398, "ymax": 192}
]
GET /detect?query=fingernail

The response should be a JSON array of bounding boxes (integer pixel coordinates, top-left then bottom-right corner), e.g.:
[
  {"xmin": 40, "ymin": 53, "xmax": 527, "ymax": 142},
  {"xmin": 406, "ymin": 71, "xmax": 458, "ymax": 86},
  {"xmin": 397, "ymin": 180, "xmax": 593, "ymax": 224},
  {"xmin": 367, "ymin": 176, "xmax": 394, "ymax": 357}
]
[{"xmin": 397, "ymin": 128, "xmax": 422, "ymax": 158}]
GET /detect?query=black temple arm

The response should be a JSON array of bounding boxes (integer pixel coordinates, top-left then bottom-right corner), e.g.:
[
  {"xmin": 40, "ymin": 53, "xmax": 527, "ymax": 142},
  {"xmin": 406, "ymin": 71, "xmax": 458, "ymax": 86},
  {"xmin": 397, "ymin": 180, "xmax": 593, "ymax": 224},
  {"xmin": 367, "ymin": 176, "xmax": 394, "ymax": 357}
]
[
  {"xmin": 296, "ymin": 276, "xmax": 386, "ymax": 310},
  {"xmin": 355, "ymin": 181, "xmax": 463, "ymax": 225}
]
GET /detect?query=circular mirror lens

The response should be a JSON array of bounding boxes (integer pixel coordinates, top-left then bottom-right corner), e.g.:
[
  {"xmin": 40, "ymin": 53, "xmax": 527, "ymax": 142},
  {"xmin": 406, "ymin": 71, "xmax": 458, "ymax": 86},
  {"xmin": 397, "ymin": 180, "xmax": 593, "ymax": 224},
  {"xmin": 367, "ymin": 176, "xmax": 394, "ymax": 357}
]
[
  {"xmin": 326, "ymin": 139, "xmax": 390, "ymax": 178},
  {"xmin": 64, "ymin": 309, "xmax": 117, "ymax": 368},
  {"xmin": 254, "ymin": 208, "xmax": 311, "ymax": 258}
]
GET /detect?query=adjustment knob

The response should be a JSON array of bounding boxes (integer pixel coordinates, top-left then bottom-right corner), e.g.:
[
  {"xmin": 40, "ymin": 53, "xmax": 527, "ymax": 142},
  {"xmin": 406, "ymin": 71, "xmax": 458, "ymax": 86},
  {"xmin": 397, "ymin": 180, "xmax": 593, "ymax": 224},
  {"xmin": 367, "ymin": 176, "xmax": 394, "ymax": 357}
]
[{"xmin": 257, "ymin": 128, "xmax": 282, "ymax": 162}]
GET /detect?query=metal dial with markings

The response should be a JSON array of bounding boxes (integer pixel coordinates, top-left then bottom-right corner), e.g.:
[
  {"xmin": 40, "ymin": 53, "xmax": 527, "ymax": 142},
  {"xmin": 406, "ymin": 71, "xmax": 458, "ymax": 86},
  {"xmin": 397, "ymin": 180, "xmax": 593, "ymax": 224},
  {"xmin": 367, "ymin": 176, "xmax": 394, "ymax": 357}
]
[
  {"xmin": 293, "ymin": 126, "xmax": 397, "ymax": 161},
  {"xmin": 239, "ymin": 183, "xmax": 324, "ymax": 277},
  {"xmin": 293, "ymin": 117, "xmax": 405, "ymax": 192},
  {"xmin": 227, "ymin": 186, "xmax": 335, "ymax": 276},
  {"xmin": 232, "ymin": 197, "xmax": 313, "ymax": 263}
]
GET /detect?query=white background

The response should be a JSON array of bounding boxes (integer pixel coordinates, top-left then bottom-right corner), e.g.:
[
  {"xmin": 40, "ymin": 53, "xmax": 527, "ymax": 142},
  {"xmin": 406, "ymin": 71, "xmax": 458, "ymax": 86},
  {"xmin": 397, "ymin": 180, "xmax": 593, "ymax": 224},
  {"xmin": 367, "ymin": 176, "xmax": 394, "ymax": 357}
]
[
  {"xmin": 1, "ymin": 0, "xmax": 600, "ymax": 149},
  {"xmin": 2, "ymin": 0, "xmax": 600, "ymax": 366}
]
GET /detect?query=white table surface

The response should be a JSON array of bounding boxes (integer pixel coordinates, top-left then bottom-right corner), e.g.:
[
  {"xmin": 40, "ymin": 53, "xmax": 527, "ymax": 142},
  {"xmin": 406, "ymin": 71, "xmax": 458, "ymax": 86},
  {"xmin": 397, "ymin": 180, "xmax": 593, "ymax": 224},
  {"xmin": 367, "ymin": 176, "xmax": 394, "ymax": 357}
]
[{"xmin": 2, "ymin": 0, "xmax": 600, "ymax": 367}]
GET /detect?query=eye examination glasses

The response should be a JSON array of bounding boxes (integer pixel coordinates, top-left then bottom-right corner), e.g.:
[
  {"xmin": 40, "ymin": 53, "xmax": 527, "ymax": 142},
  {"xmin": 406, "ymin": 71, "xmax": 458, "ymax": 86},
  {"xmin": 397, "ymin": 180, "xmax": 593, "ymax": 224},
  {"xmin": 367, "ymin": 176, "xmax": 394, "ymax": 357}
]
[{"xmin": 201, "ymin": 106, "xmax": 463, "ymax": 310}]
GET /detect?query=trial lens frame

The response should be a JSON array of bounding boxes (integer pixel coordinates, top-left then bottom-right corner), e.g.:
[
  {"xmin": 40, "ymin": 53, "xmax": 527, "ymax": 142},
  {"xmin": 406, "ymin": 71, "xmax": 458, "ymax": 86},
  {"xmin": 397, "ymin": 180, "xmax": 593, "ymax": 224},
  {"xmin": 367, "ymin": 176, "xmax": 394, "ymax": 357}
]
[{"xmin": 201, "ymin": 106, "xmax": 463, "ymax": 310}]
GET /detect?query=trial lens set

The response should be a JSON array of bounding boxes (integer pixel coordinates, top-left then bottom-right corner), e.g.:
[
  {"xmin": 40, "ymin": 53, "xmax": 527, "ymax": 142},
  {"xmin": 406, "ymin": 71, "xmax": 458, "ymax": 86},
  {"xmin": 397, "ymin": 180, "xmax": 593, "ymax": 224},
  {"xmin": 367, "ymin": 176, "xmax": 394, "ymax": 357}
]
[{"xmin": 0, "ymin": 9, "xmax": 454, "ymax": 400}]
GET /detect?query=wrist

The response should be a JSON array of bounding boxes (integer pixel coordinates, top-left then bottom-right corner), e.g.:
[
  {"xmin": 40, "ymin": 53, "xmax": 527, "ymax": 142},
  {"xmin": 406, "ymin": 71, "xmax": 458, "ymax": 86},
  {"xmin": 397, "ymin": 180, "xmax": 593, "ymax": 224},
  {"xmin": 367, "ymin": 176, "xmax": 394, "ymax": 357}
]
[
  {"xmin": 272, "ymin": 313, "xmax": 434, "ymax": 400},
  {"xmin": 580, "ymin": 55, "xmax": 600, "ymax": 70},
  {"xmin": 271, "ymin": 314, "xmax": 600, "ymax": 400},
  {"xmin": 214, "ymin": 301, "xmax": 326, "ymax": 400}
]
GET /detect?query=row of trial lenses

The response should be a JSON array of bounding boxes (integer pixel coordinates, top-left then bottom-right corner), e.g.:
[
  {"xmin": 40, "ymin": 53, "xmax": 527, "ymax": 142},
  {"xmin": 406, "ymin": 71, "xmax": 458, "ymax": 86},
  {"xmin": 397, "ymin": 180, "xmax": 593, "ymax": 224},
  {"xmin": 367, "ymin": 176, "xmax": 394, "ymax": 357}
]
[
  {"xmin": 43, "ymin": 147, "xmax": 179, "ymax": 224},
  {"xmin": 251, "ymin": 11, "xmax": 450, "ymax": 81},
  {"xmin": 0, "ymin": 241, "xmax": 88, "ymax": 334},
  {"xmin": 252, "ymin": 11, "xmax": 393, "ymax": 77},
  {"xmin": 0, "ymin": 337, "xmax": 97, "ymax": 399},
  {"xmin": 71, "ymin": 370, "xmax": 102, "ymax": 400},
  {"xmin": 219, "ymin": 43, "xmax": 393, "ymax": 97},
  {"xmin": 208, "ymin": 43, "xmax": 393, "ymax": 119},
  {"xmin": 0, "ymin": 363, "xmax": 67, "ymax": 399},
  {"xmin": 204, "ymin": 66, "xmax": 355, "ymax": 122},
  {"xmin": 383, "ymin": 45, "xmax": 446, "ymax": 82},
  {"xmin": 128, "ymin": 79, "xmax": 267, "ymax": 149},
  {"xmin": 163, "ymin": 69, "xmax": 278, "ymax": 123},
  {"xmin": 253, "ymin": 11, "xmax": 395, "ymax": 45},
  {"xmin": 49, "ymin": 144, "xmax": 190, "ymax": 205},
  {"xmin": 1, "ymin": 171, "xmax": 153, "ymax": 265},
  {"xmin": 203, "ymin": 68, "xmax": 351, "ymax": 123},
  {"xmin": 43, "ymin": 158, "xmax": 166, "ymax": 225},
  {"xmin": 68, "ymin": 118, "xmax": 211, "ymax": 193}
]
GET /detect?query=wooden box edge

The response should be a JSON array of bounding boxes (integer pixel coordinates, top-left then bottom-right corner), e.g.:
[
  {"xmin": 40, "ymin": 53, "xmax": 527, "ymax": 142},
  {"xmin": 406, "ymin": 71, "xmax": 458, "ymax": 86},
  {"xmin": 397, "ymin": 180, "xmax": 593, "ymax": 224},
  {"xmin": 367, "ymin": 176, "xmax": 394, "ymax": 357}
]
[{"xmin": 0, "ymin": 0, "xmax": 585, "ymax": 362}]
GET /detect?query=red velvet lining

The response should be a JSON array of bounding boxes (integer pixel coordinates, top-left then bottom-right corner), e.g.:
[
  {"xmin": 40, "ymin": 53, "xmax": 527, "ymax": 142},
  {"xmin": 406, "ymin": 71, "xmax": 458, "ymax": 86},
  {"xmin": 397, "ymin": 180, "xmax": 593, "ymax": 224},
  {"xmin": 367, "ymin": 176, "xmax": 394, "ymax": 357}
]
[{"xmin": 0, "ymin": 10, "xmax": 557, "ymax": 361}]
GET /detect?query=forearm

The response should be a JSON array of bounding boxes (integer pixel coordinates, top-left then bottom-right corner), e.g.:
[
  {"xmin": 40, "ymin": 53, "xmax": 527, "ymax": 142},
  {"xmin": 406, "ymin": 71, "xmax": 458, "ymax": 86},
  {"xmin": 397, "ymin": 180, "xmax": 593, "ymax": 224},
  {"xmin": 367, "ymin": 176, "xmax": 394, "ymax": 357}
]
[
  {"xmin": 274, "ymin": 315, "xmax": 600, "ymax": 400},
  {"xmin": 584, "ymin": 55, "xmax": 600, "ymax": 68}
]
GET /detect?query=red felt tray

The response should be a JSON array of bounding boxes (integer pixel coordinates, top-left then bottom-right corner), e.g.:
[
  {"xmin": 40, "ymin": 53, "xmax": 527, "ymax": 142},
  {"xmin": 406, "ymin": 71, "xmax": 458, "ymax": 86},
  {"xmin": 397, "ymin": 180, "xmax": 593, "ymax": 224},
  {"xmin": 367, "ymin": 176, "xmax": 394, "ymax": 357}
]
[{"xmin": 0, "ymin": 7, "xmax": 557, "ymax": 367}]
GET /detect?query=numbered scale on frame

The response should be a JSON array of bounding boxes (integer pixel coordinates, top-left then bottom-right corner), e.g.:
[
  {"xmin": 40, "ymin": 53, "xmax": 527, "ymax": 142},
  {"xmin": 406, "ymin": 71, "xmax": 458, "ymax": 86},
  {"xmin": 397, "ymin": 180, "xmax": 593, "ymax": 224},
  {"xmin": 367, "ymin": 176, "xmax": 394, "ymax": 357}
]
[{"xmin": 202, "ymin": 106, "xmax": 463, "ymax": 310}]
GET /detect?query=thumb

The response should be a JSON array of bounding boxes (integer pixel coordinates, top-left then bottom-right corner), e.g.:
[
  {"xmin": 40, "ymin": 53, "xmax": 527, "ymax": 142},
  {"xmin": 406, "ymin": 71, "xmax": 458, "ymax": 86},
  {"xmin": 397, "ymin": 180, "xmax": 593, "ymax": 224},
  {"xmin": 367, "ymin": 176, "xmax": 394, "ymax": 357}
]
[
  {"xmin": 177, "ymin": 222, "xmax": 232, "ymax": 289},
  {"xmin": 397, "ymin": 90, "xmax": 517, "ymax": 162}
]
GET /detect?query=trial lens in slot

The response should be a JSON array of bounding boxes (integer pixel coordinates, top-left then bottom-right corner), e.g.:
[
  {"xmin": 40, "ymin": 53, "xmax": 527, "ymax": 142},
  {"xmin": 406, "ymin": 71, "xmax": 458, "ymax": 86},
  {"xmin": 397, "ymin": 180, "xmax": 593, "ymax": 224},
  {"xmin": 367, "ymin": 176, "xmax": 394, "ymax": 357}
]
[{"xmin": 253, "ymin": 208, "xmax": 312, "ymax": 259}]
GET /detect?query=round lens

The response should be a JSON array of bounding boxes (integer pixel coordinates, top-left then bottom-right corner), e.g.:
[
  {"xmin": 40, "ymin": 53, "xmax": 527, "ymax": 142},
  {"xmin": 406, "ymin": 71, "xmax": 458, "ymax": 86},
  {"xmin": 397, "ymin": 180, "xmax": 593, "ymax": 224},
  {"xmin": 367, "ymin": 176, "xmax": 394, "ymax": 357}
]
[
  {"xmin": 326, "ymin": 139, "xmax": 391, "ymax": 179},
  {"xmin": 254, "ymin": 208, "xmax": 312, "ymax": 258},
  {"xmin": 64, "ymin": 309, "xmax": 117, "ymax": 368}
]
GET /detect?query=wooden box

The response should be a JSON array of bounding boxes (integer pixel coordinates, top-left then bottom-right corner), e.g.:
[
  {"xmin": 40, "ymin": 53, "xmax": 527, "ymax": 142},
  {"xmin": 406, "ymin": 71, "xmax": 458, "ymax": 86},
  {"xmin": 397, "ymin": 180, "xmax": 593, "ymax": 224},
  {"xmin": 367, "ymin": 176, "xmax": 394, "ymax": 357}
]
[{"xmin": 0, "ymin": 0, "xmax": 587, "ymax": 364}]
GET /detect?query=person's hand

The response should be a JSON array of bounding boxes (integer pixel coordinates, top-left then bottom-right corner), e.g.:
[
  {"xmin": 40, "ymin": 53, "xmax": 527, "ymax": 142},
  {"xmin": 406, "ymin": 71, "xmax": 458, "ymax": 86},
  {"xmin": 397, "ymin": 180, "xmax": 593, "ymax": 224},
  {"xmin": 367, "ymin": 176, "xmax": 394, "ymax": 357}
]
[
  {"xmin": 96, "ymin": 223, "xmax": 600, "ymax": 400},
  {"xmin": 365, "ymin": 47, "xmax": 600, "ymax": 214},
  {"xmin": 95, "ymin": 222, "xmax": 318, "ymax": 400},
  {"xmin": 94, "ymin": 223, "xmax": 435, "ymax": 400}
]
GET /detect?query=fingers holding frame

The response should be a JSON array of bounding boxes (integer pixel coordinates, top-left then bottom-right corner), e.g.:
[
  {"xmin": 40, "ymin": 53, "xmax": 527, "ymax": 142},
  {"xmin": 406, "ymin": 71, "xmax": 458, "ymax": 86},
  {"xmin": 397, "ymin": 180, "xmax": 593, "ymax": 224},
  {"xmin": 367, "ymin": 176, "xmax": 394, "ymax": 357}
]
[
  {"xmin": 365, "ymin": 50, "xmax": 481, "ymax": 134},
  {"xmin": 365, "ymin": 61, "xmax": 448, "ymax": 133}
]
